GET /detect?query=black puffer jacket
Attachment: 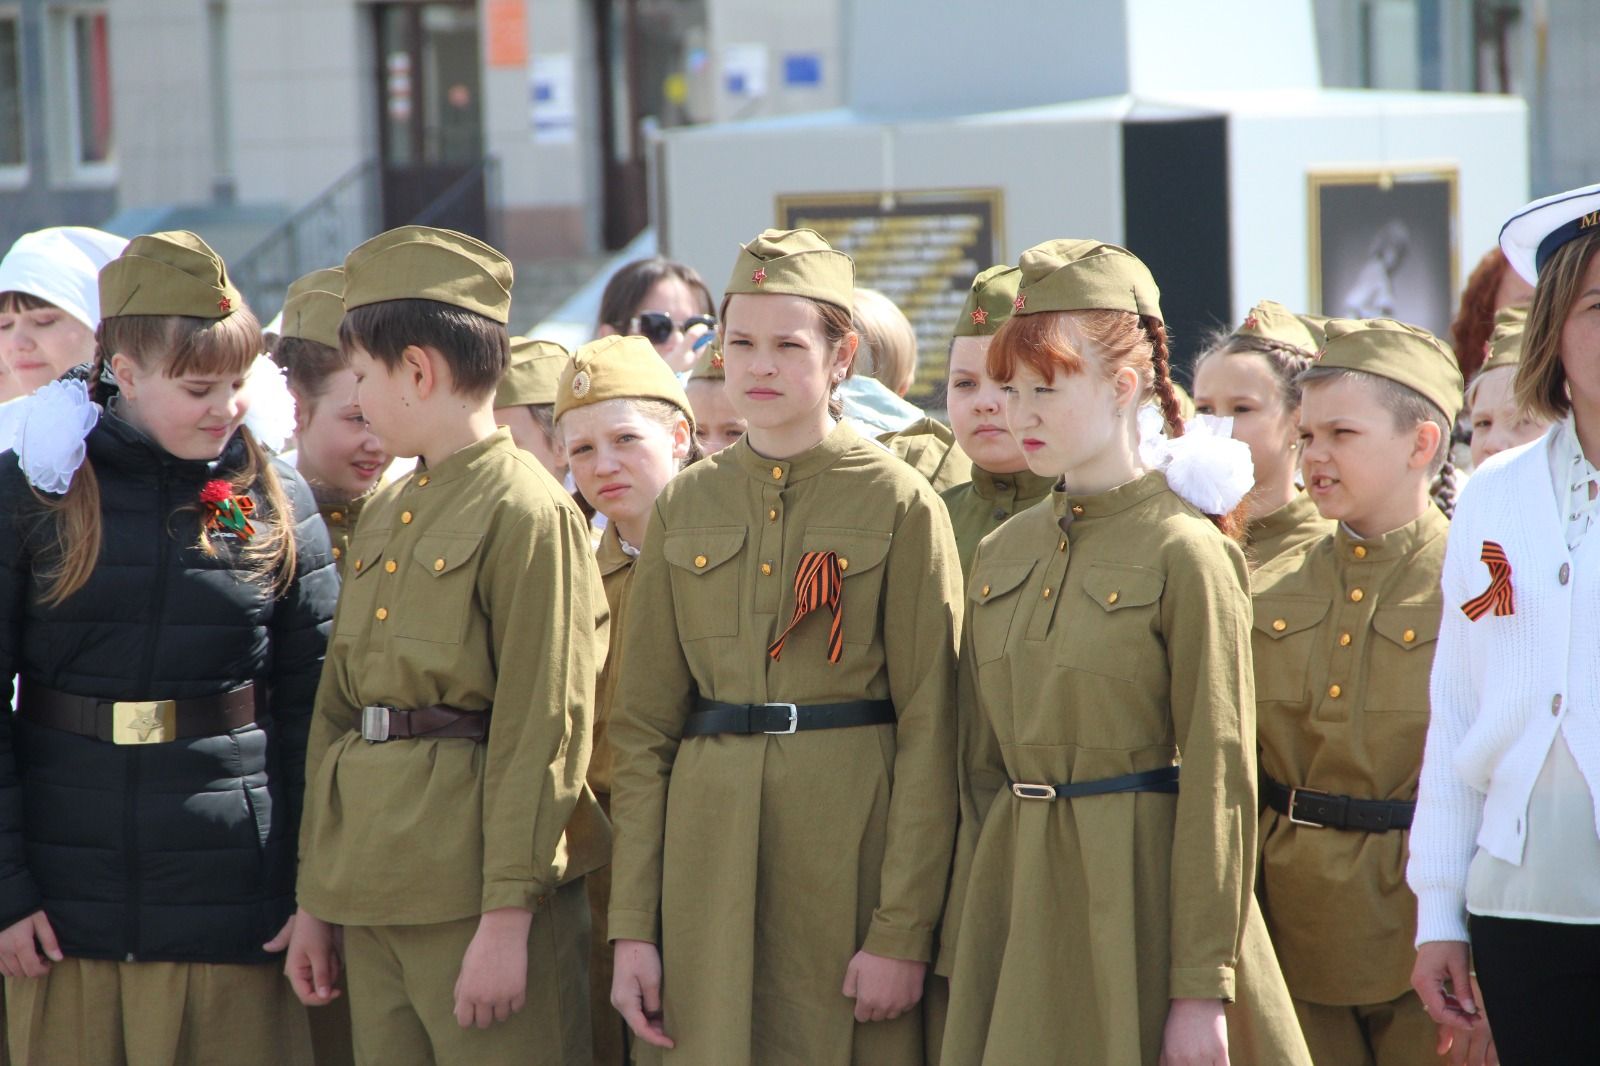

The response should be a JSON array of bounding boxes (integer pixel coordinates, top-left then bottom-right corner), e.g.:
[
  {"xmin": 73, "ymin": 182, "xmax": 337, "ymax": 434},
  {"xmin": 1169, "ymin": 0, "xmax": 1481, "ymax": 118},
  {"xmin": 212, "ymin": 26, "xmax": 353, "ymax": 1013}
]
[{"xmin": 0, "ymin": 410, "xmax": 336, "ymax": 963}]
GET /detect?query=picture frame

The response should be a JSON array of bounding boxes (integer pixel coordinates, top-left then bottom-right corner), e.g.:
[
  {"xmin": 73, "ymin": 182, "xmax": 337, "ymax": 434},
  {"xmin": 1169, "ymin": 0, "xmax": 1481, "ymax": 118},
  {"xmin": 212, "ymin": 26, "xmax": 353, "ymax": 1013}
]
[{"xmin": 1307, "ymin": 165, "xmax": 1459, "ymax": 339}]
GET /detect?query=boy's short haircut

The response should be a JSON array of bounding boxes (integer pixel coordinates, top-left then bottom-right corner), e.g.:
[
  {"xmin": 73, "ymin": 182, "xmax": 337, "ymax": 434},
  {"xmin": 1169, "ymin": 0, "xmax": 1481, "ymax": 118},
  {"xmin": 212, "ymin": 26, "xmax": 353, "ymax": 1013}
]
[
  {"xmin": 1299, "ymin": 366, "xmax": 1452, "ymax": 475},
  {"xmin": 340, "ymin": 297, "xmax": 509, "ymax": 400}
]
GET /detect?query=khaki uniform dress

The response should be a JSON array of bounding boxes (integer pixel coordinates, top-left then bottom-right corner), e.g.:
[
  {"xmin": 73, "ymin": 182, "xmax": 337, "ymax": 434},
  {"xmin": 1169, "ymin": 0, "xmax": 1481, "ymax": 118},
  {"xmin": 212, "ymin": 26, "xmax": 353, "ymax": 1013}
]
[
  {"xmin": 942, "ymin": 472, "xmax": 1309, "ymax": 1066},
  {"xmin": 1245, "ymin": 491, "xmax": 1333, "ymax": 572},
  {"xmin": 589, "ymin": 522, "xmax": 634, "ymax": 1066},
  {"xmin": 1251, "ymin": 509, "xmax": 1448, "ymax": 1065},
  {"xmin": 881, "ymin": 417, "xmax": 972, "ymax": 493},
  {"xmin": 297, "ymin": 430, "xmax": 610, "ymax": 1066},
  {"xmin": 940, "ymin": 465, "xmax": 1057, "ymax": 576},
  {"xmin": 607, "ymin": 421, "xmax": 961, "ymax": 1066}
]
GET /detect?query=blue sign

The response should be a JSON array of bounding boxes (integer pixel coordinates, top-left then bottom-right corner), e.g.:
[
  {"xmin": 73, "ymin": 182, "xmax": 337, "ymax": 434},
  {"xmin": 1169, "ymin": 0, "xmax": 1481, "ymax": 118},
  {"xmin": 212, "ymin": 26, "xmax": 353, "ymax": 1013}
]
[{"xmin": 784, "ymin": 53, "xmax": 822, "ymax": 88}]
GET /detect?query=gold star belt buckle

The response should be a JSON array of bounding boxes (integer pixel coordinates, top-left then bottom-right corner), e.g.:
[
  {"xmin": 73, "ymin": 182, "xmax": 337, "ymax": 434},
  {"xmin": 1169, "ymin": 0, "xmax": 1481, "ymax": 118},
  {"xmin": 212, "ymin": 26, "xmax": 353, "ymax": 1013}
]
[{"xmin": 111, "ymin": 701, "xmax": 178, "ymax": 745}]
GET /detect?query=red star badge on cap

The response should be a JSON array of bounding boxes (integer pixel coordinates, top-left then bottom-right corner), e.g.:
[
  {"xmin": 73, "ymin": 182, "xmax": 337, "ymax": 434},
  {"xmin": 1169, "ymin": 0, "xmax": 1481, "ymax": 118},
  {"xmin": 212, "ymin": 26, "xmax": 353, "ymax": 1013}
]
[
  {"xmin": 970, "ymin": 308, "xmax": 989, "ymax": 326},
  {"xmin": 710, "ymin": 351, "xmax": 724, "ymax": 370},
  {"xmin": 1242, "ymin": 312, "xmax": 1259, "ymax": 330},
  {"xmin": 1014, "ymin": 295, "xmax": 1026, "ymax": 311},
  {"xmin": 752, "ymin": 268, "xmax": 767, "ymax": 285},
  {"xmin": 218, "ymin": 296, "xmax": 232, "ymax": 313}
]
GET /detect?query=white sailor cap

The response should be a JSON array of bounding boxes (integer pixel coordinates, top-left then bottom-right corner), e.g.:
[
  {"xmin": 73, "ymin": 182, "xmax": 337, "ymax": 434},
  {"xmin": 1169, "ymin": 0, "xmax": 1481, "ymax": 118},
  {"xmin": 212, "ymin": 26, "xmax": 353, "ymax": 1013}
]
[{"xmin": 1500, "ymin": 181, "xmax": 1600, "ymax": 285}]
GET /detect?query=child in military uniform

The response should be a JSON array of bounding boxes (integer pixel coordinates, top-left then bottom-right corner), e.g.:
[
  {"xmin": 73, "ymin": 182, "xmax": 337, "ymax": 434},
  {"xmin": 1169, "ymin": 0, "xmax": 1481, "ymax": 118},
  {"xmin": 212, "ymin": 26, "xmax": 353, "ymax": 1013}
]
[
  {"xmin": 273, "ymin": 266, "xmax": 396, "ymax": 580},
  {"xmin": 1192, "ymin": 299, "xmax": 1332, "ymax": 569},
  {"xmin": 1463, "ymin": 305, "xmax": 1545, "ymax": 469},
  {"xmin": 553, "ymin": 334, "xmax": 697, "ymax": 1066},
  {"xmin": 285, "ymin": 226, "xmax": 609, "ymax": 1066},
  {"xmin": 684, "ymin": 342, "xmax": 747, "ymax": 454},
  {"xmin": 606, "ymin": 228, "xmax": 962, "ymax": 1065},
  {"xmin": 493, "ymin": 336, "xmax": 570, "ymax": 481},
  {"xmin": 0, "ymin": 231, "xmax": 335, "ymax": 1065},
  {"xmin": 941, "ymin": 239, "xmax": 1309, "ymax": 1066},
  {"xmin": 937, "ymin": 264, "xmax": 1057, "ymax": 576},
  {"xmin": 1251, "ymin": 319, "xmax": 1464, "ymax": 1065}
]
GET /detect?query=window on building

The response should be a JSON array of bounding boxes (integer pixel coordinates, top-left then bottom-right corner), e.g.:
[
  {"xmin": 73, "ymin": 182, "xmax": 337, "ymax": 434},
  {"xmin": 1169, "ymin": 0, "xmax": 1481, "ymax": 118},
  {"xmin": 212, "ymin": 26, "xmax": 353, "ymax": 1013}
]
[
  {"xmin": 47, "ymin": 5, "xmax": 112, "ymax": 178},
  {"xmin": 0, "ymin": 15, "xmax": 23, "ymax": 169}
]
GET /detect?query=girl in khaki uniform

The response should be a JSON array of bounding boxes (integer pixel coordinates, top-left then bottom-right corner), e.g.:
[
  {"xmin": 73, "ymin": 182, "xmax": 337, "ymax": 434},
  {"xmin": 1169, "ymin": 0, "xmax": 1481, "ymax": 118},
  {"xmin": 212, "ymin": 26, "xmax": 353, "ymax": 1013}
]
[
  {"xmin": 1250, "ymin": 319, "xmax": 1464, "ymax": 1066},
  {"xmin": 273, "ymin": 267, "xmax": 396, "ymax": 581},
  {"xmin": 938, "ymin": 264, "xmax": 1056, "ymax": 575},
  {"xmin": 941, "ymin": 239, "xmax": 1310, "ymax": 1066},
  {"xmin": 607, "ymin": 228, "xmax": 962, "ymax": 1066},
  {"xmin": 553, "ymin": 335, "xmax": 697, "ymax": 1066},
  {"xmin": 493, "ymin": 336, "xmax": 570, "ymax": 482},
  {"xmin": 1192, "ymin": 299, "xmax": 1332, "ymax": 570}
]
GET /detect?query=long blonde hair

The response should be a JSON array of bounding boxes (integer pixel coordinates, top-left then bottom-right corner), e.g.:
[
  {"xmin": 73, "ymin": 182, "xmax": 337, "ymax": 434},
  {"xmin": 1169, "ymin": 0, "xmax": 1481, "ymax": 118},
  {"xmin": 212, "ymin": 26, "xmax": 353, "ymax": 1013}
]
[{"xmin": 35, "ymin": 308, "xmax": 297, "ymax": 606}]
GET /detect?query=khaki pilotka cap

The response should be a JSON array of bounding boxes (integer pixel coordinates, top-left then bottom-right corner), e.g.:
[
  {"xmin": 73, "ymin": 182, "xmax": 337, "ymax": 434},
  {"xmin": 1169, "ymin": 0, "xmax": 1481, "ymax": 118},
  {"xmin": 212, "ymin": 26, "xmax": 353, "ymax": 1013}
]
[
  {"xmin": 1478, "ymin": 304, "xmax": 1529, "ymax": 377},
  {"xmin": 1313, "ymin": 318, "xmax": 1466, "ymax": 422},
  {"xmin": 279, "ymin": 267, "xmax": 345, "ymax": 350},
  {"xmin": 1232, "ymin": 299, "xmax": 1319, "ymax": 356},
  {"xmin": 687, "ymin": 339, "xmax": 725, "ymax": 382},
  {"xmin": 1297, "ymin": 313, "xmax": 1333, "ymax": 349},
  {"xmin": 952, "ymin": 264, "xmax": 1021, "ymax": 338},
  {"xmin": 342, "ymin": 225, "xmax": 514, "ymax": 324},
  {"xmin": 495, "ymin": 336, "xmax": 569, "ymax": 409},
  {"xmin": 1010, "ymin": 239, "xmax": 1163, "ymax": 321},
  {"xmin": 555, "ymin": 334, "xmax": 695, "ymax": 428},
  {"xmin": 99, "ymin": 231, "xmax": 244, "ymax": 320},
  {"xmin": 722, "ymin": 228, "xmax": 854, "ymax": 313}
]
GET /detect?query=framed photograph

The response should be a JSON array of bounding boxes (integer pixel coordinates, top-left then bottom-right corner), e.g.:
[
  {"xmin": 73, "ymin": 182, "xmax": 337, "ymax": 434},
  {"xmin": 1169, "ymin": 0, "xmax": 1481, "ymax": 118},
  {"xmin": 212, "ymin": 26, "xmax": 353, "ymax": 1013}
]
[
  {"xmin": 778, "ymin": 187, "xmax": 1004, "ymax": 408},
  {"xmin": 1307, "ymin": 165, "xmax": 1459, "ymax": 339}
]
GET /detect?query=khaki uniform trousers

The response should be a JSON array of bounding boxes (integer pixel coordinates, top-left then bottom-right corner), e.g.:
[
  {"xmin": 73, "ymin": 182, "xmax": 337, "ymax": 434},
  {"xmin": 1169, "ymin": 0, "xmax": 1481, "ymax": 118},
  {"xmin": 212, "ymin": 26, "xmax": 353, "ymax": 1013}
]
[
  {"xmin": 1293, "ymin": 990, "xmax": 1444, "ymax": 1066},
  {"xmin": 4, "ymin": 956, "xmax": 311, "ymax": 1066},
  {"xmin": 588, "ymin": 794, "xmax": 629, "ymax": 1066},
  {"xmin": 343, "ymin": 878, "xmax": 591, "ymax": 1066},
  {"xmin": 307, "ymin": 981, "xmax": 354, "ymax": 1066}
]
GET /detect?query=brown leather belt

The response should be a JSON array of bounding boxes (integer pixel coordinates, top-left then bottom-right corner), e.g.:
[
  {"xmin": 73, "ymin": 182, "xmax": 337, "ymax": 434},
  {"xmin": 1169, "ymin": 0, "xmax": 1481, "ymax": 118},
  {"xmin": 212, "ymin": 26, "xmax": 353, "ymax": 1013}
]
[
  {"xmin": 16, "ymin": 679, "xmax": 261, "ymax": 746},
  {"xmin": 360, "ymin": 704, "xmax": 489, "ymax": 743}
]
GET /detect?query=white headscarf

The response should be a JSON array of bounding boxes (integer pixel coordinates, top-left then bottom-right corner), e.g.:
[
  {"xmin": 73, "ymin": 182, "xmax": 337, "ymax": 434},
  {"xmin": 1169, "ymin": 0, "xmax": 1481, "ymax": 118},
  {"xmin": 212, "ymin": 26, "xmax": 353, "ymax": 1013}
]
[{"xmin": 0, "ymin": 227, "xmax": 129, "ymax": 329}]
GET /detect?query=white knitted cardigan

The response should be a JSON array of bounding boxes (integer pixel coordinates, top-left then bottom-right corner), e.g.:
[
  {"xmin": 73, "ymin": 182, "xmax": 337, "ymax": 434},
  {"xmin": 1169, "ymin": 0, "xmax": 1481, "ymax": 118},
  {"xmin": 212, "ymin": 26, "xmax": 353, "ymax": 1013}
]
[{"xmin": 1409, "ymin": 428, "xmax": 1600, "ymax": 944}]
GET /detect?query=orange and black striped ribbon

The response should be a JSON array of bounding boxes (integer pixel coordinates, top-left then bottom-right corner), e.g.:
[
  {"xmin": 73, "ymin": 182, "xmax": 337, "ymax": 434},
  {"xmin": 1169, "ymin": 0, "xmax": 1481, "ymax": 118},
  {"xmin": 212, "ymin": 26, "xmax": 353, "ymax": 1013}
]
[
  {"xmin": 767, "ymin": 550, "xmax": 844, "ymax": 663},
  {"xmin": 1461, "ymin": 540, "xmax": 1515, "ymax": 620}
]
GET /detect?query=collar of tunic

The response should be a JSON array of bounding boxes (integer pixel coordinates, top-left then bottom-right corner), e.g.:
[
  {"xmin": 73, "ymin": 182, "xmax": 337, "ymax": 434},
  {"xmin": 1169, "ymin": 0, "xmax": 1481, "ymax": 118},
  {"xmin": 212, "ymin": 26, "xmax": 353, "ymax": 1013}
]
[
  {"xmin": 409, "ymin": 427, "xmax": 513, "ymax": 489},
  {"xmin": 1051, "ymin": 469, "xmax": 1169, "ymax": 524},
  {"xmin": 729, "ymin": 419, "xmax": 860, "ymax": 487},
  {"xmin": 1330, "ymin": 505, "xmax": 1448, "ymax": 569},
  {"xmin": 1247, "ymin": 490, "xmax": 1322, "ymax": 548},
  {"xmin": 970, "ymin": 464, "xmax": 1056, "ymax": 507},
  {"xmin": 596, "ymin": 521, "xmax": 637, "ymax": 576}
]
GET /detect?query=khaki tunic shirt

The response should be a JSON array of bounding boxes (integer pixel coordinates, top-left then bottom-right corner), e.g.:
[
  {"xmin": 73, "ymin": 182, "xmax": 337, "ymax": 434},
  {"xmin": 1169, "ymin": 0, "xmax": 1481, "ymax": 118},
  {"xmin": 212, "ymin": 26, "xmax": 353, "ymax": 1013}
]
[
  {"xmin": 1244, "ymin": 491, "xmax": 1333, "ymax": 572},
  {"xmin": 607, "ymin": 421, "xmax": 961, "ymax": 1065},
  {"xmin": 943, "ymin": 473, "xmax": 1301, "ymax": 1064},
  {"xmin": 591, "ymin": 522, "xmax": 636, "ymax": 796},
  {"xmin": 298, "ymin": 430, "xmax": 609, "ymax": 925},
  {"xmin": 1251, "ymin": 507, "xmax": 1448, "ymax": 1005},
  {"xmin": 880, "ymin": 417, "xmax": 972, "ymax": 493},
  {"xmin": 940, "ymin": 465, "xmax": 1057, "ymax": 577},
  {"xmin": 316, "ymin": 491, "xmax": 371, "ymax": 580}
]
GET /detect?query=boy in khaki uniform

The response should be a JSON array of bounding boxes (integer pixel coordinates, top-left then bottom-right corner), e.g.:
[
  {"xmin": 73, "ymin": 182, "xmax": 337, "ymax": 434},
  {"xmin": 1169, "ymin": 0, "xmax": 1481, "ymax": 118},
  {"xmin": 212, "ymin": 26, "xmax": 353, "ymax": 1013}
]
[
  {"xmin": 1251, "ymin": 319, "xmax": 1464, "ymax": 1064},
  {"xmin": 286, "ymin": 226, "xmax": 609, "ymax": 1066}
]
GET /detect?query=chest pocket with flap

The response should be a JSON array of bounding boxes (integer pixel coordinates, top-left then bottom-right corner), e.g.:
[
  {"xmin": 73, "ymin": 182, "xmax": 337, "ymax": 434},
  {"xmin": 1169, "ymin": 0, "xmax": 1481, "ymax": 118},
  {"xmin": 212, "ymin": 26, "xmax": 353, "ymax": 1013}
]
[
  {"xmin": 395, "ymin": 532, "xmax": 485, "ymax": 645},
  {"xmin": 1057, "ymin": 562, "xmax": 1166, "ymax": 682},
  {"xmin": 1366, "ymin": 603, "xmax": 1441, "ymax": 712},
  {"xmin": 968, "ymin": 559, "xmax": 1036, "ymax": 664},
  {"xmin": 798, "ymin": 528, "xmax": 893, "ymax": 646},
  {"xmin": 1251, "ymin": 594, "xmax": 1332, "ymax": 703},
  {"xmin": 663, "ymin": 527, "xmax": 746, "ymax": 640}
]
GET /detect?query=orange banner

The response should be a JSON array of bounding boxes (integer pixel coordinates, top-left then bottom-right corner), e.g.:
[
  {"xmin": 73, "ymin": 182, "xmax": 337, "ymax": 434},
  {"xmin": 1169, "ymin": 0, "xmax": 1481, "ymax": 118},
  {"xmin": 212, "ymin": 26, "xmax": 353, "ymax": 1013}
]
[{"xmin": 486, "ymin": 0, "xmax": 528, "ymax": 68}]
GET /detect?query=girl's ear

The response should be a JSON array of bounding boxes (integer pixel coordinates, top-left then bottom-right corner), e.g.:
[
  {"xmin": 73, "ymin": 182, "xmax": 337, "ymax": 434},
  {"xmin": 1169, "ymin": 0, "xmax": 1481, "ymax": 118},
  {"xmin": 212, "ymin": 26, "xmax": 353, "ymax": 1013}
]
[
  {"xmin": 671, "ymin": 416, "xmax": 692, "ymax": 461},
  {"xmin": 109, "ymin": 352, "xmax": 138, "ymax": 399},
  {"xmin": 1409, "ymin": 418, "xmax": 1444, "ymax": 471},
  {"xmin": 1111, "ymin": 365, "xmax": 1142, "ymax": 411},
  {"xmin": 833, "ymin": 331, "xmax": 860, "ymax": 380}
]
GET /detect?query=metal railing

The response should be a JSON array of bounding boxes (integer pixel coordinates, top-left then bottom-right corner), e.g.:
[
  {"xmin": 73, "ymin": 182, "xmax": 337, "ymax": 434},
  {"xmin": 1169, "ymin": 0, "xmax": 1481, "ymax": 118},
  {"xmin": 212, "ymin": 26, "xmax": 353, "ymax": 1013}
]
[
  {"xmin": 231, "ymin": 159, "xmax": 382, "ymax": 323},
  {"xmin": 231, "ymin": 156, "xmax": 501, "ymax": 324}
]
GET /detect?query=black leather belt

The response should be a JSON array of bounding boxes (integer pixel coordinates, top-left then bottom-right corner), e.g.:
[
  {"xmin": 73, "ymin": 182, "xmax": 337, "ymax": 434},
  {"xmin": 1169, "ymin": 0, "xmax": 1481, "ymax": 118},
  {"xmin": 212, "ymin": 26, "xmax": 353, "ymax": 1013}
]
[
  {"xmin": 1008, "ymin": 764, "xmax": 1180, "ymax": 800},
  {"xmin": 683, "ymin": 698, "xmax": 896, "ymax": 738},
  {"xmin": 1263, "ymin": 774, "xmax": 1414, "ymax": 831},
  {"xmin": 17, "ymin": 679, "xmax": 262, "ymax": 746}
]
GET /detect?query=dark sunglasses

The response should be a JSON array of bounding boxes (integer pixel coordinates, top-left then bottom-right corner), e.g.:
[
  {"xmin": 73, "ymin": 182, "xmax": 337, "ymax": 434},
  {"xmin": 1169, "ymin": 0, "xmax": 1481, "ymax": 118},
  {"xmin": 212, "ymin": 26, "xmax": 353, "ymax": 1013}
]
[{"xmin": 631, "ymin": 311, "xmax": 716, "ymax": 346}]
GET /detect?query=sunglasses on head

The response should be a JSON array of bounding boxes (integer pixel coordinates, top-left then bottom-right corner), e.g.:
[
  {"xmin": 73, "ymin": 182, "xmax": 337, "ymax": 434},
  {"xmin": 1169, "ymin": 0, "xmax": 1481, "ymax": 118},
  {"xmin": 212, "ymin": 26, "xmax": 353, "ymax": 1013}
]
[{"xmin": 631, "ymin": 311, "xmax": 716, "ymax": 346}]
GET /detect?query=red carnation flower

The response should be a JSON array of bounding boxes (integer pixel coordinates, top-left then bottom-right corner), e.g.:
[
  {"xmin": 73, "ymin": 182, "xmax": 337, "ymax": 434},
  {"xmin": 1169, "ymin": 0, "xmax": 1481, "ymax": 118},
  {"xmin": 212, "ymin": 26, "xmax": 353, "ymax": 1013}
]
[{"xmin": 200, "ymin": 479, "xmax": 233, "ymax": 504}]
